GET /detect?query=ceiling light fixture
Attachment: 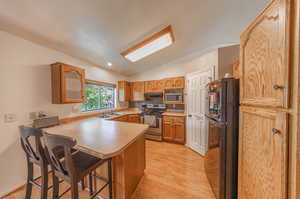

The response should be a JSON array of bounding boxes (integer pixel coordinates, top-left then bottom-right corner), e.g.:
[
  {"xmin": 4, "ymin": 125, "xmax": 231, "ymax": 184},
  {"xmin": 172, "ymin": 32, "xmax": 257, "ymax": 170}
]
[
  {"xmin": 121, "ymin": 25, "xmax": 175, "ymax": 62},
  {"xmin": 107, "ymin": 62, "xmax": 112, "ymax": 66}
]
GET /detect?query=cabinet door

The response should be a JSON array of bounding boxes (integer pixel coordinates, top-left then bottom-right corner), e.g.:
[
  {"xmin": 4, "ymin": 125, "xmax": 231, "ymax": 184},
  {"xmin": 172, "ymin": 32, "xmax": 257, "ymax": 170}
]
[
  {"xmin": 118, "ymin": 81, "xmax": 130, "ymax": 102},
  {"xmin": 173, "ymin": 122, "xmax": 185, "ymax": 144},
  {"xmin": 174, "ymin": 77, "xmax": 185, "ymax": 89},
  {"xmin": 163, "ymin": 121, "xmax": 173, "ymax": 142},
  {"xmin": 131, "ymin": 82, "xmax": 145, "ymax": 101},
  {"xmin": 240, "ymin": 0, "xmax": 290, "ymax": 108},
  {"xmin": 156, "ymin": 80, "xmax": 165, "ymax": 92},
  {"xmin": 145, "ymin": 81, "xmax": 154, "ymax": 93},
  {"xmin": 61, "ymin": 65, "xmax": 85, "ymax": 103},
  {"xmin": 232, "ymin": 60, "xmax": 240, "ymax": 79},
  {"xmin": 128, "ymin": 114, "xmax": 140, "ymax": 123},
  {"xmin": 239, "ymin": 106, "xmax": 287, "ymax": 199},
  {"xmin": 164, "ymin": 78, "xmax": 174, "ymax": 89}
]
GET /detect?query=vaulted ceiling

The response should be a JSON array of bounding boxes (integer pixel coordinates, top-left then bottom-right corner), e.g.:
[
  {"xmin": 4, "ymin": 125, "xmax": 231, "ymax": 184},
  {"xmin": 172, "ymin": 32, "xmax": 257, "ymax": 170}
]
[{"xmin": 0, "ymin": 0, "xmax": 268, "ymax": 75}]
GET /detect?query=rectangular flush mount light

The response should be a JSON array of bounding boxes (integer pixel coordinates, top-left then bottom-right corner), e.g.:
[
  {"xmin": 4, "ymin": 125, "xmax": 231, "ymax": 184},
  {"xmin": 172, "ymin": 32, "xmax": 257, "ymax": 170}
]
[{"xmin": 121, "ymin": 25, "xmax": 175, "ymax": 62}]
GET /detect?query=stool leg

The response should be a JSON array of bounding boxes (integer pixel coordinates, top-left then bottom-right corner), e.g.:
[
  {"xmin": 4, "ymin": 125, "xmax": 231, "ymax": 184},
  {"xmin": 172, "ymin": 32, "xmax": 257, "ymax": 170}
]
[
  {"xmin": 25, "ymin": 159, "xmax": 33, "ymax": 199},
  {"xmin": 52, "ymin": 174, "xmax": 59, "ymax": 199},
  {"xmin": 108, "ymin": 159, "xmax": 113, "ymax": 199},
  {"xmin": 40, "ymin": 165, "xmax": 48, "ymax": 199},
  {"xmin": 88, "ymin": 173, "xmax": 93, "ymax": 196},
  {"xmin": 71, "ymin": 181, "xmax": 79, "ymax": 199},
  {"xmin": 81, "ymin": 178, "xmax": 85, "ymax": 191}
]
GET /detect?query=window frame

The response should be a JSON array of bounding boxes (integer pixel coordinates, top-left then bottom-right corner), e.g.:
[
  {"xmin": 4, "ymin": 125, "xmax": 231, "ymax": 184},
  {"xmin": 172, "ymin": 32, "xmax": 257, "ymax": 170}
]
[{"xmin": 82, "ymin": 79, "xmax": 116, "ymax": 112}]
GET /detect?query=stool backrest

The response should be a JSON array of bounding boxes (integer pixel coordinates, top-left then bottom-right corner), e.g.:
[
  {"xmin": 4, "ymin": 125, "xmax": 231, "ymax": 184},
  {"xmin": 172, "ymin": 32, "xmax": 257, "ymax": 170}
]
[
  {"xmin": 19, "ymin": 126, "xmax": 45, "ymax": 164},
  {"xmin": 43, "ymin": 132, "xmax": 77, "ymax": 176}
]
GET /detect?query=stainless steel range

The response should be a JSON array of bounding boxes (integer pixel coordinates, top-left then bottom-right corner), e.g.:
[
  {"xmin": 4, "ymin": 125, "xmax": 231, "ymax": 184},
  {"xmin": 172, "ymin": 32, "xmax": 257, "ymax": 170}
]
[{"xmin": 141, "ymin": 104, "xmax": 166, "ymax": 141}]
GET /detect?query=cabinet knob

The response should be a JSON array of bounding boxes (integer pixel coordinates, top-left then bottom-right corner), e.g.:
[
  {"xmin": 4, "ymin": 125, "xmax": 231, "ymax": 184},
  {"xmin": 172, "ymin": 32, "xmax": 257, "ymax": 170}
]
[
  {"xmin": 273, "ymin": 85, "xmax": 284, "ymax": 89},
  {"xmin": 272, "ymin": 128, "xmax": 281, "ymax": 135}
]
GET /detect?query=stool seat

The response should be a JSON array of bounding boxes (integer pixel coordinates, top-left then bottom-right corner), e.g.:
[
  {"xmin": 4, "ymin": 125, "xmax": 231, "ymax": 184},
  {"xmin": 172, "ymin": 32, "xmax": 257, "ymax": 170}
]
[{"xmin": 63, "ymin": 151, "xmax": 106, "ymax": 179}]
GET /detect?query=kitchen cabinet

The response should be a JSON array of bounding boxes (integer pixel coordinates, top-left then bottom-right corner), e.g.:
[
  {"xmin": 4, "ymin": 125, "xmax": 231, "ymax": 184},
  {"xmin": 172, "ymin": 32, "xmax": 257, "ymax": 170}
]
[
  {"xmin": 232, "ymin": 60, "xmax": 240, "ymax": 79},
  {"xmin": 51, "ymin": 62, "xmax": 85, "ymax": 104},
  {"xmin": 239, "ymin": 106, "xmax": 287, "ymax": 199},
  {"xmin": 127, "ymin": 114, "xmax": 141, "ymax": 123},
  {"xmin": 118, "ymin": 81, "xmax": 131, "ymax": 102},
  {"xmin": 164, "ymin": 77, "xmax": 185, "ymax": 89},
  {"xmin": 145, "ymin": 80, "xmax": 164, "ymax": 93},
  {"xmin": 162, "ymin": 115, "xmax": 185, "ymax": 144},
  {"xmin": 112, "ymin": 115, "xmax": 128, "ymax": 122},
  {"xmin": 238, "ymin": 0, "xmax": 293, "ymax": 198},
  {"xmin": 110, "ymin": 114, "xmax": 141, "ymax": 123},
  {"xmin": 240, "ymin": 0, "xmax": 290, "ymax": 108},
  {"xmin": 130, "ymin": 81, "xmax": 145, "ymax": 101}
]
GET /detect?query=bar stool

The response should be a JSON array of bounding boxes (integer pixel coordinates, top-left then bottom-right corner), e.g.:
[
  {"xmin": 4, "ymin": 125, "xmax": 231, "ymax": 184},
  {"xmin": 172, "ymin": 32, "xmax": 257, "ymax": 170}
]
[
  {"xmin": 19, "ymin": 126, "xmax": 56, "ymax": 199},
  {"xmin": 19, "ymin": 126, "xmax": 80, "ymax": 199},
  {"xmin": 43, "ymin": 132, "xmax": 113, "ymax": 199}
]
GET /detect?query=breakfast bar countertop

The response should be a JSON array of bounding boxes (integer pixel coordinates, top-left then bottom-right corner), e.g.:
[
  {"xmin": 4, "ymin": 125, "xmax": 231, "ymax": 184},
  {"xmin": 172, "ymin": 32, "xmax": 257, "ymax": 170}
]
[{"xmin": 44, "ymin": 117, "xmax": 149, "ymax": 159}]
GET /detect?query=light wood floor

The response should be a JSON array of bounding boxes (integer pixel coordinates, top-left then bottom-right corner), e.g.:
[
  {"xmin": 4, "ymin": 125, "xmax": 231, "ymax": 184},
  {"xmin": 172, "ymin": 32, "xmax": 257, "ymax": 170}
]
[{"xmin": 3, "ymin": 141, "xmax": 215, "ymax": 199}]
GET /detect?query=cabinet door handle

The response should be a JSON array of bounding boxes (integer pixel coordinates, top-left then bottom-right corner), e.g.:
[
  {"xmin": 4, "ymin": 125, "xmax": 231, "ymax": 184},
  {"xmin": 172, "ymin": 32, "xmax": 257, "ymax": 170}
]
[
  {"xmin": 272, "ymin": 128, "xmax": 281, "ymax": 135},
  {"xmin": 273, "ymin": 85, "xmax": 284, "ymax": 89}
]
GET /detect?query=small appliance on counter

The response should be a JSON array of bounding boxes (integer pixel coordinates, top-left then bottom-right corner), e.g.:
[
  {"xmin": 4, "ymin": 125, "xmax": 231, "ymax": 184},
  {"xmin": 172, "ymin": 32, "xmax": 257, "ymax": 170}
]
[{"xmin": 205, "ymin": 78, "xmax": 239, "ymax": 199}]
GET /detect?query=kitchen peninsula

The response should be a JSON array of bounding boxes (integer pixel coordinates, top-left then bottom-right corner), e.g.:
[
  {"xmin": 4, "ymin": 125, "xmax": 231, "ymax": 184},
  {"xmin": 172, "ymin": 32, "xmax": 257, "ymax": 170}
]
[{"xmin": 45, "ymin": 117, "xmax": 149, "ymax": 199}]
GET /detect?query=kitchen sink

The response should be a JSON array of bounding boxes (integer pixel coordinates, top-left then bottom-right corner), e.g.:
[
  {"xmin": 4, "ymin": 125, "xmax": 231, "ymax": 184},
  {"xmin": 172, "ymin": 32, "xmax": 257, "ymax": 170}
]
[{"xmin": 99, "ymin": 112, "xmax": 122, "ymax": 118}]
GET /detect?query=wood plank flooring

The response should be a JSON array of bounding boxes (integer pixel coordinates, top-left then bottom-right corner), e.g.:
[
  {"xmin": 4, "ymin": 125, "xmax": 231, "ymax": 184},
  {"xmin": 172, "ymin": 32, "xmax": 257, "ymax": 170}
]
[{"xmin": 3, "ymin": 141, "xmax": 215, "ymax": 199}]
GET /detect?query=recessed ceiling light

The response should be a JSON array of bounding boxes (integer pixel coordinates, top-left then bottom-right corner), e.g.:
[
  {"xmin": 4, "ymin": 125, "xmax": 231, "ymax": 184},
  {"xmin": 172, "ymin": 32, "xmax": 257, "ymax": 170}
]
[
  {"xmin": 107, "ymin": 62, "xmax": 112, "ymax": 66},
  {"xmin": 121, "ymin": 25, "xmax": 175, "ymax": 62}
]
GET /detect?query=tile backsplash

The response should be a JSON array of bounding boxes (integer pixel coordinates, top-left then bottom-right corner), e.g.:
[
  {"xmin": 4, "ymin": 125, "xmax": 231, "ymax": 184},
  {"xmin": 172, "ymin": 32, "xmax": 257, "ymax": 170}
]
[{"xmin": 129, "ymin": 100, "xmax": 185, "ymax": 111}]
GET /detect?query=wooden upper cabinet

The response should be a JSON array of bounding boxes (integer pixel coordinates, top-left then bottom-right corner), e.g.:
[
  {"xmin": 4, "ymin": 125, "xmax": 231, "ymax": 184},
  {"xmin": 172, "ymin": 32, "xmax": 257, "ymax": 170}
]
[
  {"xmin": 164, "ymin": 77, "xmax": 185, "ymax": 89},
  {"xmin": 145, "ymin": 80, "xmax": 164, "ymax": 93},
  {"xmin": 51, "ymin": 62, "xmax": 85, "ymax": 104},
  {"xmin": 131, "ymin": 81, "xmax": 145, "ymax": 101},
  {"xmin": 240, "ymin": 0, "xmax": 291, "ymax": 108},
  {"xmin": 232, "ymin": 60, "xmax": 240, "ymax": 79},
  {"xmin": 238, "ymin": 106, "xmax": 287, "ymax": 199},
  {"xmin": 144, "ymin": 81, "xmax": 154, "ymax": 93},
  {"xmin": 118, "ymin": 81, "xmax": 131, "ymax": 102}
]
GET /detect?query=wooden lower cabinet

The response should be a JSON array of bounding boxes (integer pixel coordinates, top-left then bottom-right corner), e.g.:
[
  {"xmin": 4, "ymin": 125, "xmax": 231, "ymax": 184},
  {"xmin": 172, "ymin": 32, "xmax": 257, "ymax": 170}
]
[
  {"xmin": 162, "ymin": 120, "xmax": 173, "ymax": 142},
  {"xmin": 162, "ymin": 116, "xmax": 185, "ymax": 144},
  {"xmin": 238, "ymin": 106, "xmax": 288, "ymax": 199},
  {"xmin": 110, "ymin": 114, "xmax": 140, "ymax": 123},
  {"xmin": 83, "ymin": 135, "xmax": 145, "ymax": 199},
  {"xmin": 127, "ymin": 114, "xmax": 141, "ymax": 123}
]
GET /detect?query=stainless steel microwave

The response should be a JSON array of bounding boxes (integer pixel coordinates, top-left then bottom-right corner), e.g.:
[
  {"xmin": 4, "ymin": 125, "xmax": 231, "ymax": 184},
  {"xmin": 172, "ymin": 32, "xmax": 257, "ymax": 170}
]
[{"xmin": 164, "ymin": 89, "xmax": 184, "ymax": 103}]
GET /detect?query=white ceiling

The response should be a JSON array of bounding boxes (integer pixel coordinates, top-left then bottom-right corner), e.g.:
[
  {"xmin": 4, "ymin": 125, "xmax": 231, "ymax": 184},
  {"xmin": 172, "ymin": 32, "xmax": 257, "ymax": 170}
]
[{"xmin": 0, "ymin": 0, "xmax": 269, "ymax": 75}]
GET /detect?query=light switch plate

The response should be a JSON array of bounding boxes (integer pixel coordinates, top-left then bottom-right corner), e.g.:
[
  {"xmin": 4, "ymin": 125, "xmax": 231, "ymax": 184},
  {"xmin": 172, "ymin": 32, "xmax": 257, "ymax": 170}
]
[{"xmin": 4, "ymin": 113, "xmax": 17, "ymax": 123}]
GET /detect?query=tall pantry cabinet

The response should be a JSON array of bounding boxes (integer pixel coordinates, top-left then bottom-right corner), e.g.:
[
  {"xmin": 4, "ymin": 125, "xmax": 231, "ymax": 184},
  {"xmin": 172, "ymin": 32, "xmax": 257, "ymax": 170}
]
[{"xmin": 238, "ymin": 0, "xmax": 300, "ymax": 198}]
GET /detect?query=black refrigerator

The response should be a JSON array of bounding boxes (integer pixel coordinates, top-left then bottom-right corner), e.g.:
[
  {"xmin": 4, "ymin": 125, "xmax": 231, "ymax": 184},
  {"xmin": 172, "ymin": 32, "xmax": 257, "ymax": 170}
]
[{"xmin": 204, "ymin": 78, "xmax": 239, "ymax": 199}]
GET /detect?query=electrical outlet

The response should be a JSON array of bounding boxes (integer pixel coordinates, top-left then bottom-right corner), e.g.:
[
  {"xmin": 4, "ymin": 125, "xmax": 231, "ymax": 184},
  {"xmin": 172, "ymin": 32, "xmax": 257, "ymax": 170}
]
[{"xmin": 4, "ymin": 113, "xmax": 17, "ymax": 123}]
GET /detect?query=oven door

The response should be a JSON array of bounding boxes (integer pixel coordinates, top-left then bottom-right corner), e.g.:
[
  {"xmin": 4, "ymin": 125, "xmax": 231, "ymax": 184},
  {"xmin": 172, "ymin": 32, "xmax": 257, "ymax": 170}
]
[{"xmin": 205, "ymin": 117, "xmax": 226, "ymax": 199}]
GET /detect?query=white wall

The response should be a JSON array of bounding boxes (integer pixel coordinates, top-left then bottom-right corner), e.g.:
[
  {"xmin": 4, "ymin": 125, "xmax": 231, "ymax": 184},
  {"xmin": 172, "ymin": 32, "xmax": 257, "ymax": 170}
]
[
  {"xmin": 129, "ymin": 50, "xmax": 219, "ymax": 81},
  {"xmin": 129, "ymin": 45, "xmax": 240, "ymax": 81},
  {"xmin": 0, "ymin": 30, "xmax": 127, "ymax": 197},
  {"xmin": 218, "ymin": 45, "xmax": 240, "ymax": 78}
]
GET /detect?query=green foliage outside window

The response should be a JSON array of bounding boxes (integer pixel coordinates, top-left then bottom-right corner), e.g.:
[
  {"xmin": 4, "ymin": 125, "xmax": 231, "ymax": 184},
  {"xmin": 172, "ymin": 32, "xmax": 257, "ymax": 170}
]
[{"xmin": 82, "ymin": 84, "xmax": 115, "ymax": 112}]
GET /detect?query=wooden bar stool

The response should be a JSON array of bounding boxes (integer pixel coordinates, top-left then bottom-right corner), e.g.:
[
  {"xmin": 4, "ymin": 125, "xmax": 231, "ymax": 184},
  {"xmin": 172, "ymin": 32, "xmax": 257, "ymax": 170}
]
[
  {"xmin": 43, "ymin": 132, "xmax": 113, "ymax": 199},
  {"xmin": 19, "ymin": 126, "xmax": 79, "ymax": 199},
  {"xmin": 19, "ymin": 126, "xmax": 62, "ymax": 199}
]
